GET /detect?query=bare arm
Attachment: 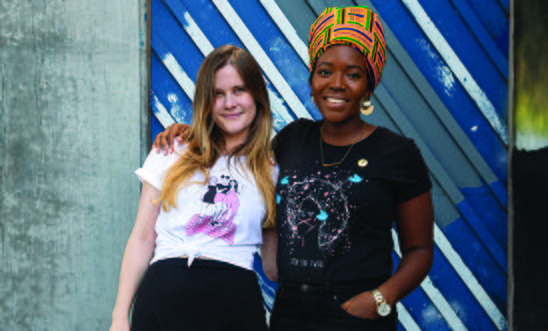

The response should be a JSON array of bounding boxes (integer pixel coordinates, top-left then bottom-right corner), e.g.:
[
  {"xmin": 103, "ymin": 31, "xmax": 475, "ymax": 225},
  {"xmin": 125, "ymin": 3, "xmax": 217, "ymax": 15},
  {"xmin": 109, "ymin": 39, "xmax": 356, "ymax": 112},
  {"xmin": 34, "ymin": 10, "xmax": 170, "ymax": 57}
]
[
  {"xmin": 342, "ymin": 191, "xmax": 434, "ymax": 319},
  {"xmin": 152, "ymin": 123, "xmax": 190, "ymax": 154},
  {"xmin": 261, "ymin": 226, "xmax": 278, "ymax": 281},
  {"xmin": 110, "ymin": 182, "xmax": 161, "ymax": 331}
]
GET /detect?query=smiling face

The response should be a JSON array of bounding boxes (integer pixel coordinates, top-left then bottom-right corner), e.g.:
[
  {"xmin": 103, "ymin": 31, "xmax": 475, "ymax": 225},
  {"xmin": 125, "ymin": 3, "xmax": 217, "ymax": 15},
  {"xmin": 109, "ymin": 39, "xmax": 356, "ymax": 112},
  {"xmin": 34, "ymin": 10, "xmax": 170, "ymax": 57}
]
[
  {"xmin": 311, "ymin": 45, "xmax": 371, "ymax": 125},
  {"xmin": 212, "ymin": 64, "xmax": 257, "ymax": 151}
]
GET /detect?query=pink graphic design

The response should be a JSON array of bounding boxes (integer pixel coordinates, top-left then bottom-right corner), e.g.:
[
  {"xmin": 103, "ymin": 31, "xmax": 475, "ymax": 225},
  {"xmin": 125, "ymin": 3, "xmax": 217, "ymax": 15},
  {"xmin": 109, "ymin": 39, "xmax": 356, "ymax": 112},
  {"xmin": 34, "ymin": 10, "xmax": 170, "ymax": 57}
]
[{"xmin": 186, "ymin": 177, "xmax": 241, "ymax": 244}]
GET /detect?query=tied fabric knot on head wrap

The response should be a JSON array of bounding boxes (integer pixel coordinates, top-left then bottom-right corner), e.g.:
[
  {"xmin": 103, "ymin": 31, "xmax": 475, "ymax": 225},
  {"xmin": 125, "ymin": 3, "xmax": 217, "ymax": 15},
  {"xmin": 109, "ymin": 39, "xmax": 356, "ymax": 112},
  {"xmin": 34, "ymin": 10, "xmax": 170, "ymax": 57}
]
[{"xmin": 308, "ymin": 6, "xmax": 387, "ymax": 91}]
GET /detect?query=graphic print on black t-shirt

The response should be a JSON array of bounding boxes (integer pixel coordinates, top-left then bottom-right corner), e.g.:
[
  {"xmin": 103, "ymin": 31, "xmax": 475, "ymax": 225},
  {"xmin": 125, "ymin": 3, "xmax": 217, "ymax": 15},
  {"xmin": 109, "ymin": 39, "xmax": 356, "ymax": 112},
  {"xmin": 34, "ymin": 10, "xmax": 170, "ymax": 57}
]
[
  {"xmin": 274, "ymin": 120, "xmax": 432, "ymax": 282},
  {"xmin": 277, "ymin": 168, "xmax": 365, "ymax": 266}
]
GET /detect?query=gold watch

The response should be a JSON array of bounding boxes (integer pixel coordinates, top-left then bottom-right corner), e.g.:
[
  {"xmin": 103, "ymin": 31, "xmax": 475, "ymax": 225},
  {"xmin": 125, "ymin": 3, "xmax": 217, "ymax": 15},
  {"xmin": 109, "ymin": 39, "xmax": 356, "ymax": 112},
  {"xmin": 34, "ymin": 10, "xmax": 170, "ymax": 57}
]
[{"xmin": 371, "ymin": 288, "xmax": 391, "ymax": 317}]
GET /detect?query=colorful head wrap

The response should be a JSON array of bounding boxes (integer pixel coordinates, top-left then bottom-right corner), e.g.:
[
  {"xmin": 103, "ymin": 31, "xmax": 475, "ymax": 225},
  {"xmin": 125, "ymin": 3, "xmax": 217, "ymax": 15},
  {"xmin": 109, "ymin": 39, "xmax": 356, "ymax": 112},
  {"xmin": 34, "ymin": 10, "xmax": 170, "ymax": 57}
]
[{"xmin": 308, "ymin": 6, "xmax": 387, "ymax": 91}]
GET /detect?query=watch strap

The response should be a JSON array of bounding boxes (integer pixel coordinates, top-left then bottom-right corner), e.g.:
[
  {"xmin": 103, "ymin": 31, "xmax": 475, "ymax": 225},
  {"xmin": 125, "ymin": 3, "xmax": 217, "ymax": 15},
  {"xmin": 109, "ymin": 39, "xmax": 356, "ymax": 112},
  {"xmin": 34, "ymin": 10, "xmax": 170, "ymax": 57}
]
[{"xmin": 371, "ymin": 288, "xmax": 391, "ymax": 316}]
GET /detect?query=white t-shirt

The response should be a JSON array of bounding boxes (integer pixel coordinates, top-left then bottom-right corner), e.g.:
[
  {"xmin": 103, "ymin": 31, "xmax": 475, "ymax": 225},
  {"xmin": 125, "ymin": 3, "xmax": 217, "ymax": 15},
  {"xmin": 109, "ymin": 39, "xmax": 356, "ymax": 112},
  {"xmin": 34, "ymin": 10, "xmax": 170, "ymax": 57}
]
[{"xmin": 135, "ymin": 143, "xmax": 279, "ymax": 270}]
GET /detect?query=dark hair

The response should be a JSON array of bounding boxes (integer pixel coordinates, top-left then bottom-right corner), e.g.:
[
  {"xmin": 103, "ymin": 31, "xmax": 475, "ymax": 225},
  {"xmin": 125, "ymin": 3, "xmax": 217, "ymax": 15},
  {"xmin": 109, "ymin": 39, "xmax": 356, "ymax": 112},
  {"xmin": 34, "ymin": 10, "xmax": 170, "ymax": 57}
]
[{"xmin": 228, "ymin": 179, "xmax": 239, "ymax": 193}]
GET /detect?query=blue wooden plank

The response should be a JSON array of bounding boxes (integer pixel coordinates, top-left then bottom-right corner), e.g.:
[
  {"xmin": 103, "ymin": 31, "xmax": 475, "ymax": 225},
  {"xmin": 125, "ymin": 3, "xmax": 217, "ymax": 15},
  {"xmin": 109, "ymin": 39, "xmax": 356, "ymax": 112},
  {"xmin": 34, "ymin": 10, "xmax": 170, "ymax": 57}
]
[
  {"xmin": 455, "ymin": 198, "xmax": 507, "ymax": 273},
  {"xmin": 380, "ymin": 60, "xmax": 490, "ymax": 190},
  {"xmin": 465, "ymin": 0, "xmax": 509, "ymax": 55},
  {"xmin": 399, "ymin": 0, "xmax": 508, "ymax": 145},
  {"xmin": 417, "ymin": 0, "xmax": 507, "ymax": 117},
  {"xmin": 489, "ymin": 180, "xmax": 508, "ymax": 208},
  {"xmin": 150, "ymin": 36, "xmax": 194, "ymax": 122},
  {"xmin": 427, "ymin": 245, "xmax": 501, "ymax": 330},
  {"xmin": 151, "ymin": 90, "xmax": 176, "ymax": 129},
  {"xmin": 461, "ymin": 184, "xmax": 508, "ymax": 251},
  {"xmin": 450, "ymin": 0, "xmax": 508, "ymax": 79},
  {"xmin": 152, "ymin": 0, "xmax": 206, "ymax": 82},
  {"xmin": 456, "ymin": 189, "xmax": 507, "ymax": 255},
  {"xmin": 151, "ymin": 105, "xmax": 166, "ymax": 141},
  {"xmin": 150, "ymin": 52, "xmax": 193, "ymax": 123},
  {"xmin": 371, "ymin": 0, "xmax": 508, "ymax": 184},
  {"xmin": 181, "ymin": 0, "xmax": 243, "ymax": 45},
  {"xmin": 392, "ymin": 253, "xmax": 454, "ymax": 331},
  {"xmin": 443, "ymin": 219, "xmax": 507, "ymax": 315},
  {"xmin": 498, "ymin": 0, "xmax": 509, "ymax": 14}
]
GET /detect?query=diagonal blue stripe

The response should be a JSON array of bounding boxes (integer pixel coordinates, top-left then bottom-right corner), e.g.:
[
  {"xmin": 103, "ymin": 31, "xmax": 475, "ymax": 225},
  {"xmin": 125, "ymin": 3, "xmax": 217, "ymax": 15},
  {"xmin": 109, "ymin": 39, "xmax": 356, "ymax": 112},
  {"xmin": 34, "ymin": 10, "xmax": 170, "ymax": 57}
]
[{"xmin": 450, "ymin": 0, "xmax": 508, "ymax": 79}]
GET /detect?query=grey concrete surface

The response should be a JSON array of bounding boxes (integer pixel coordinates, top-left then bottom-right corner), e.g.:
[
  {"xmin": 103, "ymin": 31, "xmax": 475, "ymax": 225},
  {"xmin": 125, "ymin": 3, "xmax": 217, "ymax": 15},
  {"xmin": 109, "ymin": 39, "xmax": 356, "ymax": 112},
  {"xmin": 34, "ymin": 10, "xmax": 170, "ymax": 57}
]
[{"xmin": 0, "ymin": 1, "xmax": 149, "ymax": 330}]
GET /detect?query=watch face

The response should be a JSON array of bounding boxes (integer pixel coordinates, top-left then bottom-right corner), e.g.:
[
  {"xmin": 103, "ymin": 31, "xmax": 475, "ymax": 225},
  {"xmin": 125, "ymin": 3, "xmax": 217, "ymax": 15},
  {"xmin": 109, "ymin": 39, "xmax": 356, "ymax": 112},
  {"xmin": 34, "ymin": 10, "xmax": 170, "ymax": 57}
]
[{"xmin": 378, "ymin": 303, "xmax": 391, "ymax": 316}]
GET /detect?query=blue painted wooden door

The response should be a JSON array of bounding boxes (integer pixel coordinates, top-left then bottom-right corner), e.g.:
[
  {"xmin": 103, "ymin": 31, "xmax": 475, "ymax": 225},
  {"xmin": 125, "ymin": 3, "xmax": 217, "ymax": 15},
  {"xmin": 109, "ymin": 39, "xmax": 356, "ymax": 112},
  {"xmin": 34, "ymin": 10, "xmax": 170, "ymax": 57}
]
[{"xmin": 150, "ymin": 0, "xmax": 508, "ymax": 330}]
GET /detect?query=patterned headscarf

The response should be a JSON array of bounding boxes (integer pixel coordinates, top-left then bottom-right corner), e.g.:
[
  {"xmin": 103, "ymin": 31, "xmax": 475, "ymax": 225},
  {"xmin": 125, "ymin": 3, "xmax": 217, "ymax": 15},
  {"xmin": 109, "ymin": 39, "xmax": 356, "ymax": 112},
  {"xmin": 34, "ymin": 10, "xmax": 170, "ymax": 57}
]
[{"xmin": 308, "ymin": 6, "xmax": 387, "ymax": 91}]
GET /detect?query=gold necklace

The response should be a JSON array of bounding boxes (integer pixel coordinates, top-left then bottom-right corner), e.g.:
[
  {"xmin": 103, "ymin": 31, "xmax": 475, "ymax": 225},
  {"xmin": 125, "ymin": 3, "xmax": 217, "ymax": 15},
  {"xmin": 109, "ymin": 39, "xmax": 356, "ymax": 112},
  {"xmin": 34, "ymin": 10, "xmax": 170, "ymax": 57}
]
[{"xmin": 320, "ymin": 125, "xmax": 364, "ymax": 167}]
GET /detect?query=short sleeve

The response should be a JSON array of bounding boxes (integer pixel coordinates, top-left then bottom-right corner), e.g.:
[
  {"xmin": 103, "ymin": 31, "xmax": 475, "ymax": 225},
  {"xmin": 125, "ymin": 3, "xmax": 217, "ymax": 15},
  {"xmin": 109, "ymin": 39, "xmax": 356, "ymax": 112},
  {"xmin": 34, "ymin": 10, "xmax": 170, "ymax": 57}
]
[
  {"xmin": 135, "ymin": 144, "xmax": 185, "ymax": 191},
  {"xmin": 392, "ymin": 141, "xmax": 432, "ymax": 204}
]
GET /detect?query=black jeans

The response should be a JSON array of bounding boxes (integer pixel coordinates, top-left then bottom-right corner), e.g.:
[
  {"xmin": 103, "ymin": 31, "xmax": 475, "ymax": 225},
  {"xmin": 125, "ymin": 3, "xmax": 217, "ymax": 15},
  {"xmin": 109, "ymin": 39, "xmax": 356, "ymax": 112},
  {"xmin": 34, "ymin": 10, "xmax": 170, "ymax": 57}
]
[
  {"xmin": 270, "ymin": 281, "xmax": 398, "ymax": 331},
  {"xmin": 131, "ymin": 258, "xmax": 267, "ymax": 331}
]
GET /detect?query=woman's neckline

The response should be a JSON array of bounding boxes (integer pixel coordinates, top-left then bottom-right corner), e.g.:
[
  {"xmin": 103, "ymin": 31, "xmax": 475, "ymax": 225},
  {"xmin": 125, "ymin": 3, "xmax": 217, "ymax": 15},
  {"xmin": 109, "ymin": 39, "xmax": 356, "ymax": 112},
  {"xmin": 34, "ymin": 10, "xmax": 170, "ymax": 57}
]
[{"xmin": 320, "ymin": 121, "xmax": 380, "ymax": 148}]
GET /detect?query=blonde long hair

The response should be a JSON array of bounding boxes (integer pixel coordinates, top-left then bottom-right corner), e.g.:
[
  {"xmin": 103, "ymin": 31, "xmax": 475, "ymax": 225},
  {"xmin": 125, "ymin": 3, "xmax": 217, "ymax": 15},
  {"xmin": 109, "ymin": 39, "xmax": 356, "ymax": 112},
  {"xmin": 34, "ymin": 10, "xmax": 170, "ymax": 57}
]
[{"xmin": 159, "ymin": 45, "xmax": 276, "ymax": 228}]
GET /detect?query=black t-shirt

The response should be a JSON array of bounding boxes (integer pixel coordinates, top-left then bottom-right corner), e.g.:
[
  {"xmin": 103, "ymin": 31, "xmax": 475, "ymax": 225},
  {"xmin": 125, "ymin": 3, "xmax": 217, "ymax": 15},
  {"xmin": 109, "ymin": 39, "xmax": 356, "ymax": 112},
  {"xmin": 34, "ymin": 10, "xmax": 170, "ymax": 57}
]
[{"xmin": 274, "ymin": 119, "xmax": 431, "ymax": 285}]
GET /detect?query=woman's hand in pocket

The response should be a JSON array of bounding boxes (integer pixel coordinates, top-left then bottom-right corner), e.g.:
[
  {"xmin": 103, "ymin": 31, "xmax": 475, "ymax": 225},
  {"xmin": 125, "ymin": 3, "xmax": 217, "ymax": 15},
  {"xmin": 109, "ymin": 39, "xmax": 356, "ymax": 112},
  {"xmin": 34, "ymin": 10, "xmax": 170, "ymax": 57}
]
[{"xmin": 340, "ymin": 291, "xmax": 379, "ymax": 320}]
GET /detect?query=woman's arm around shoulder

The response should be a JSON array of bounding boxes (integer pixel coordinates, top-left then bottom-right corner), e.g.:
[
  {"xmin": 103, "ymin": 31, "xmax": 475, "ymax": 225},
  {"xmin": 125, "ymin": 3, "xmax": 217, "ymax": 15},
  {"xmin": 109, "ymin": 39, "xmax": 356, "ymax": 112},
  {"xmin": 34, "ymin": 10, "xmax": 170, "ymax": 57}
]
[{"xmin": 110, "ymin": 182, "xmax": 161, "ymax": 331}]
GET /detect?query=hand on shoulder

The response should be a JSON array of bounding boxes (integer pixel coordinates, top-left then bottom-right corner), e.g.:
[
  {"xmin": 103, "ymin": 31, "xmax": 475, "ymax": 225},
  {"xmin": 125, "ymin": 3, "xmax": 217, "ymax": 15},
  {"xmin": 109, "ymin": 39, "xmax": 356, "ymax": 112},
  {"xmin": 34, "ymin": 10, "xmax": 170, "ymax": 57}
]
[{"xmin": 152, "ymin": 123, "xmax": 190, "ymax": 155}]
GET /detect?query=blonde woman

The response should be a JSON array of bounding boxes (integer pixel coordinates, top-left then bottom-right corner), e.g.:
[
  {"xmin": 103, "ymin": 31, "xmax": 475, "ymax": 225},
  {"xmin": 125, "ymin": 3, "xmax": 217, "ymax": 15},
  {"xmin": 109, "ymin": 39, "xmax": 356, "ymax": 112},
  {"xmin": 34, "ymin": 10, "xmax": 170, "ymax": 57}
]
[{"xmin": 109, "ymin": 45, "xmax": 277, "ymax": 331}]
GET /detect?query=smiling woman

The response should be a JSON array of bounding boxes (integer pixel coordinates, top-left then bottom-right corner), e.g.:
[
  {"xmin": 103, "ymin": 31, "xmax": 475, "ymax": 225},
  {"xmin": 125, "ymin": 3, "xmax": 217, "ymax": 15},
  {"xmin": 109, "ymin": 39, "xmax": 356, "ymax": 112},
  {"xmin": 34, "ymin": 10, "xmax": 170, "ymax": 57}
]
[
  {"xmin": 313, "ymin": 46, "xmax": 370, "ymax": 116},
  {"xmin": 312, "ymin": 45, "xmax": 375, "ymax": 145},
  {"xmin": 212, "ymin": 64, "xmax": 257, "ymax": 151},
  {"xmin": 109, "ymin": 45, "xmax": 277, "ymax": 331},
  {"xmin": 268, "ymin": 6, "xmax": 434, "ymax": 331}
]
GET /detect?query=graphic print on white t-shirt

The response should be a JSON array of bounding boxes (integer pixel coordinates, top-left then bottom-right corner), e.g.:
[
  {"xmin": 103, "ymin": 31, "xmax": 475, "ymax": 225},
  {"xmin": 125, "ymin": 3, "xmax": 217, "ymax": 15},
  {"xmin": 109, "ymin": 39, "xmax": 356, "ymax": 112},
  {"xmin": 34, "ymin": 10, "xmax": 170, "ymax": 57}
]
[{"xmin": 186, "ymin": 174, "xmax": 242, "ymax": 245}]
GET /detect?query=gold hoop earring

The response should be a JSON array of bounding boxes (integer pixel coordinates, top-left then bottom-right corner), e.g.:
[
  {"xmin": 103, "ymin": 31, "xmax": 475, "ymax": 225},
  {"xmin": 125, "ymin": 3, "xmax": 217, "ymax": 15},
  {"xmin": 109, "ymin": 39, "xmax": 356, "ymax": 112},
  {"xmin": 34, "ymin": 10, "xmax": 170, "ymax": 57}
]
[{"xmin": 360, "ymin": 99, "xmax": 374, "ymax": 116}]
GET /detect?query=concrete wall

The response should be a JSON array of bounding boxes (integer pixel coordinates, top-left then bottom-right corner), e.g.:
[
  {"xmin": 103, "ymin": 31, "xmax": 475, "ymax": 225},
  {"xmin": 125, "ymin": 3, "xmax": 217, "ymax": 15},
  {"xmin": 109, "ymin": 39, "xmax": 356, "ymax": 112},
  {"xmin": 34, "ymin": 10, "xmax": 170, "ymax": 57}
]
[{"xmin": 0, "ymin": 1, "xmax": 149, "ymax": 330}]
